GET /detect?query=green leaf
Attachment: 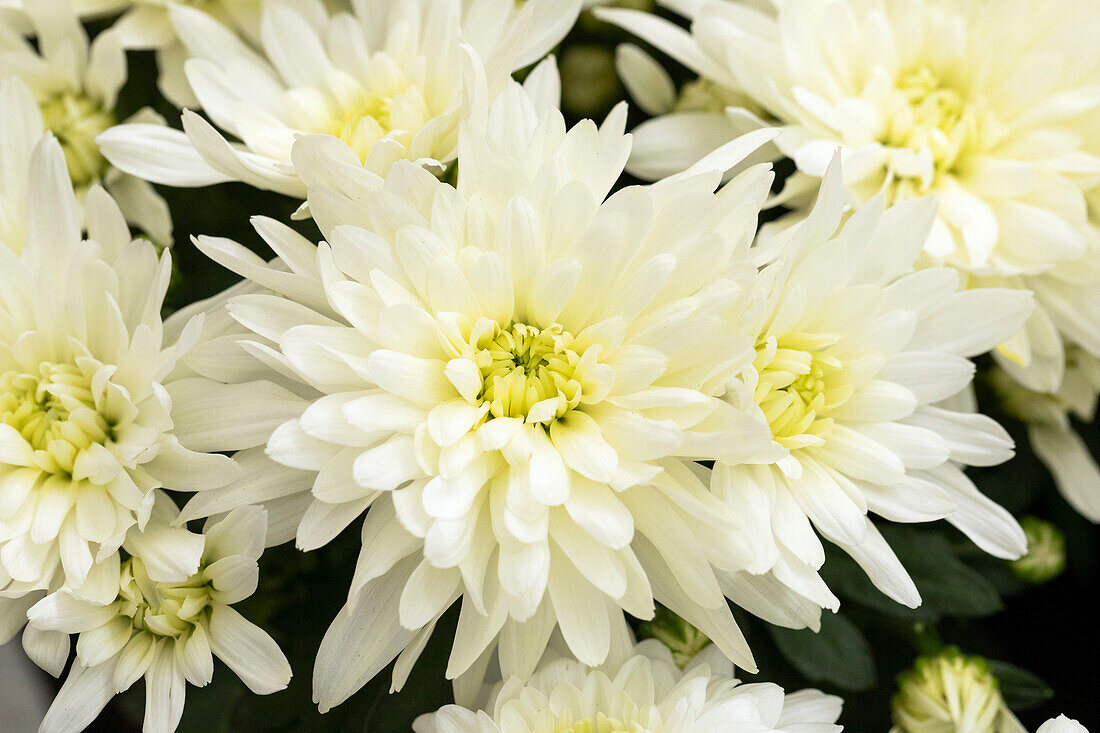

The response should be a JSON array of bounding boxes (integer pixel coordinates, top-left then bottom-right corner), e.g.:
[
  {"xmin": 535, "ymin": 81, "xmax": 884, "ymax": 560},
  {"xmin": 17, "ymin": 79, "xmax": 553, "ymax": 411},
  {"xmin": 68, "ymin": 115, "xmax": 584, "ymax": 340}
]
[
  {"xmin": 768, "ymin": 613, "xmax": 876, "ymax": 691},
  {"xmin": 989, "ymin": 660, "xmax": 1054, "ymax": 712},
  {"xmin": 822, "ymin": 526, "xmax": 1003, "ymax": 621}
]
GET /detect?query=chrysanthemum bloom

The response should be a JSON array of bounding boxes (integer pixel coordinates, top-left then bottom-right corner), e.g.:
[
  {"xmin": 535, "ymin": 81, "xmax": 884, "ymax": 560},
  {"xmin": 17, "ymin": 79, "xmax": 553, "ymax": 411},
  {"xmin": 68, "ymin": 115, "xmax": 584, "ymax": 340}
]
[
  {"xmin": 1038, "ymin": 716, "xmax": 1089, "ymax": 733},
  {"xmin": 599, "ymin": 0, "xmax": 1100, "ymax": 396},
  {"xmin": 178, "ymin": 76, "xmax": 813, "ymax": 710},
  {"xmin": 891, "ymin": 648, "xmax": 1025, "ymax": 733},
  {"xmin": 99, "ymin": 0, "xmax": 581, "ymax": 198},
  {"xmin": 414, "ymin": 639, "xmax": 843, "ymax": 733},
  {"xmin": 0, "ymin": 1, "xmax": 172, "ymax": 242},
  {"xmin": 0, "ymin": 129, "xmax": 238, "ymax": 641},
  {"xmin": 991, "ymin": 346, "xmax": 1100, "ymax": 523},
  {"xmin": 26, "ymin": 500, "xmax": 291, "ymax": 733},
  {"xmin": 712, "ymin": 162, "xmax": 1032, "ymax": 612}
]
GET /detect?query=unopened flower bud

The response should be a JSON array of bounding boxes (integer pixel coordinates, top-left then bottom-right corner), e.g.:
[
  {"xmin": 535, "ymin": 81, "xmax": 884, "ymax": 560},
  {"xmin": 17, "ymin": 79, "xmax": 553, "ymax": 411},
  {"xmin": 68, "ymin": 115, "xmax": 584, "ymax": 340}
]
[
  {"xmin": 891, "ymin": 648, "xmax": 1023, "ymax": 733},
  {"xmin": 1011, "ymin": 517, "xmax": 1066, "ymax": 584}
]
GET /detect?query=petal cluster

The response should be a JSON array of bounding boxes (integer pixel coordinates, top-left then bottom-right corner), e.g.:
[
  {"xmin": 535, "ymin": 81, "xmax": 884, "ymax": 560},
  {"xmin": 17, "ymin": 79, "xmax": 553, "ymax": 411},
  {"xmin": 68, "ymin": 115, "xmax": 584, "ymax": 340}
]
[
  {"xmin": 415, "ymin": 639, "xmax": 843, "ymax": 733},
  {"xmin": 99, "ymin": 0, "xmax": 581, "ymax": 197},
  {"xmin": 601, "ymin": 0, "xmax": 1100, "ymax": 398},
  {"xmin": 180, "ymin": 80, "xmax": 797, "ymax": 710},
  {"xmin": 715, "ymin": 164, "xmax": 1032, "ymax": 612},
  {"xmin": 0, "ymin": 4, "xmax": 172, "ymax": 242},
  {"xmin": 0, "ymin": 129, "xmax": 235, "ymax": 640},
  {"xmin": 26, "ymin": 500, "xmax": 290, "ymax": 733}
]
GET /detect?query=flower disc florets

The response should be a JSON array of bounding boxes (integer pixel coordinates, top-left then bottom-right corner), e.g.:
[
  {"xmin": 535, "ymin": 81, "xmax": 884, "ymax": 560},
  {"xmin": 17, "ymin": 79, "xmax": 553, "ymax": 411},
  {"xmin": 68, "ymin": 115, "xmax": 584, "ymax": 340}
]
[
  {"xmin": 752, "ymin": 332, "xmax": 844, "ymax": 450},
  {"xmin": 471, "ymin": 321, "xmax": 601, "ymax": 422},
  {"xmin": 38, "ymin": 92, "xmax": 115, "ymax": 188}
]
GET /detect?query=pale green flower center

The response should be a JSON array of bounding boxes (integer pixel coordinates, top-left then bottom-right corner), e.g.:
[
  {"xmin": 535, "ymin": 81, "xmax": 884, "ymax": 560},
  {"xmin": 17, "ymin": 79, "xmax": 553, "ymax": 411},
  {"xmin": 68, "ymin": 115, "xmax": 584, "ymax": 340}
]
[
  {"xmin": 753, "ymin": 332, "xmax": 844, "ymax": 450},
  {"xmin": 328, "ymin": 91, "xmax": 397, "ymax": 158},
  {"xmin": 308, "ymin": 57, "xmax": 435, "ymax": 165},
  {"xmin": 882, "ymin": 67, "xmax": 1001, "ymax": 201},
  {"xmin": 38, "ymin": 92, "xmax": 115, "ymax": 188},
  {"xmin": 0, "ymin": 362, "xmax": 111, "ymax": 474},
  {"xmin": 118, "ymin": 558, "xmax": 213, "ymax": 639},
  {"xmin": 476, "ymin": 322, "xmax": 585, "ymax": 421}
]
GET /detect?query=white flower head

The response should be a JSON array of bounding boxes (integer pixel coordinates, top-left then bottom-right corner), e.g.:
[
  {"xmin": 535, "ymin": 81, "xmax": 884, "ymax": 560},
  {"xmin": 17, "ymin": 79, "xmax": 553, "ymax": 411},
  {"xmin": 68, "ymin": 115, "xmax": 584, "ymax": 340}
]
[
  {"xmin": 890, "ymin": 648, "xmax": 1025, "ymax": 733},
  {"xmin": 713, "ymin": 161, "xmax": 1033, "ymax": 613},
  {"xmin": 99, "ymin": 0, "xmax": 582, "ymax": 198},
  {"xmin": 0, "ymin": 125, "xmax": 238, "ymax": 640},
  {"xmin": 599, "ymin": 0, "xmax": 1100, "ymax": 394},
  {"xmin": 25, "ymin": 498, "xmax": 291, "ymax": 733},
  {"xmin": 0, "ymin": 0, "xmax": 173, "ymax": 243},
  {"xmin": 414, "ymin": 639, "xmax": 844, "ymax": 733},
  {"xmin": 179, "ymin": 75, "xmax": 807, "ymax": 710},
  {"xmin": 1038, "ymin": 716, "xmax": 1089, "ymax": 733},
  {"xmin": 992, "ymin": 346, "xmax": 1100, "ymax": 523}
]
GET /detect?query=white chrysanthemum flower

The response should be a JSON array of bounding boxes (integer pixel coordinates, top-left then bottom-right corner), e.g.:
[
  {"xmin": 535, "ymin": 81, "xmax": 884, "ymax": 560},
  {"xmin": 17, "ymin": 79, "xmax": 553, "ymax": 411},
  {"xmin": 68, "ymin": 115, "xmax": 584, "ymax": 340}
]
[
  {"xmin": 712, "ymin": 162, "xmax": 1032, "ymax": 612},
  {"xmin": 0, "ymin": 2, "xmax": 172, "ymax": 243},
  {"xmin": 0, "ymin": 128, "xmax": 238, "ymax": 641},
  {"xmin": 890, "ymin": 648, "xmax": 1025, "ymax": 733},
  {"xmin": 599, "ymin": 0, "xmax": 1100, "ymax": 395},
  {"xmin": 414, "ymin": 639, "xmax": 843, "ymax": 733},
  {"xmin": 992, "ymin": 347, "xmax": 1100, "ymax": 523},
  {"xmin": 25, "ymin": 499, "xmax": 291, "ymax": 733},
  {"xmin": 1038, "ymin": 716, "xmax": 1089, "ymax": 733},
  {"xmin": 99, "ymin": 0, "xmax": 581, "ymax": 198},
  {"xmin": 176, "ymin": 76, "xmax": 813, "ymax": 710}
]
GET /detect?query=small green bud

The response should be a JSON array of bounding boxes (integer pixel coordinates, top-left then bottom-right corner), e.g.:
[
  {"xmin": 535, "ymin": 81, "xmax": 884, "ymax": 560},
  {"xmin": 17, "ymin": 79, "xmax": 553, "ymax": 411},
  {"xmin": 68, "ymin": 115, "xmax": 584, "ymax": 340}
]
[
  {"xmin": 1011, "ymin": 517, "xmax": 1066, "ymax": 584},
  {"xmin": 891, "ymin": 648, "xmax": 1023, "ymax": 733},
  {"xmin": 637, "ymin": 607, "xmax": 711, "ymax": 668}
]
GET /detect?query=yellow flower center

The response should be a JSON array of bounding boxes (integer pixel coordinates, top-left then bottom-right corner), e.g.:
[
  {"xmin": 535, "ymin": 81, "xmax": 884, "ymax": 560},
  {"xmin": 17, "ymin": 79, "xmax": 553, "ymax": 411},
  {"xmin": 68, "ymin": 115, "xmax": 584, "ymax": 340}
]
[
  {"xmin": 327, "ymin": 91, "xmax": 397, "ymax": 158},
  {"xmin": 475, "ymin": 322, "xmax": 588, "ymax": 421},
  {"xmin": 883, "ymin": 67, "xmax": 996, "ymax": 199},
  {"xmin": 753, "ymin": 332, "xmax": 843, "ymax": 450},
  {"xmin": 1, "ymin": 362, "xmax": 112, "ymax": 475},
  {"xmin": 38, "ymin": 92, "xmax": 115, "ymax": 188},
  {"xmin": 118, "ymin": 558, "xmax": 212, "ymax": 639}
]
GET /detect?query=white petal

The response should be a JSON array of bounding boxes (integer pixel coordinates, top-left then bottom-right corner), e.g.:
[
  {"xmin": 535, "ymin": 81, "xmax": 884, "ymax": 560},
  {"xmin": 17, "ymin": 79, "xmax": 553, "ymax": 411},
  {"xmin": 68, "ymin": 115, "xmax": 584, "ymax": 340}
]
[
  {"xmin": 208, "ymin": 605, "xmax": 291, "ymax": 695},
  {"xmin": 549, "ymin": 412, "xmax": 618, "ymax": 483},
  {"xmin": 98, "ymin": 123, "xmax": 232, "ymax": 186},
  {"xmin": 39, "ymin": 660, "xmax": 118, "ymax": 733},
  {"xmin": 1029, "ymin": 424, "xmax": 1100, "ymax": 522},
  {"xmin": 313, "ymin": 555, "xmax": 421, "ymax": 713}
]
